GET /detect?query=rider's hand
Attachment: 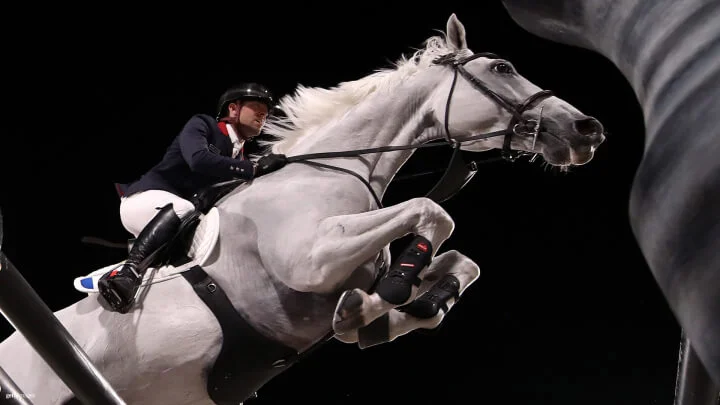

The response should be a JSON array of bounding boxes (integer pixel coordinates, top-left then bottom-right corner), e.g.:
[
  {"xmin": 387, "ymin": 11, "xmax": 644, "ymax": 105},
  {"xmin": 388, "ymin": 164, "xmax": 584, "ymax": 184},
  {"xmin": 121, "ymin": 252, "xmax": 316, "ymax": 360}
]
[{"xmin": 254, "ymin": 154, "xmax": 288, "ymax": 177}]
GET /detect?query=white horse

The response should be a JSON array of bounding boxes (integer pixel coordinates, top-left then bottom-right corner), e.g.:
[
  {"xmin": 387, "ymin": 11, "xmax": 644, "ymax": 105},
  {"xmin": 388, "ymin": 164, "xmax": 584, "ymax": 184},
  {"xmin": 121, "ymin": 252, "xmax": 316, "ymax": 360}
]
[{"xmin": 0, "ymin": 14, "xmax": 605, "ymax": 405}]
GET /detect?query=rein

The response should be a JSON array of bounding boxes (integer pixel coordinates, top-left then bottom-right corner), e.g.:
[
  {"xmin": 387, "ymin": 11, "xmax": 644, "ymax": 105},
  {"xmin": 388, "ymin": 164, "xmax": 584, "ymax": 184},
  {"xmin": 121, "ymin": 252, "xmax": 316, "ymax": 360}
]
[
  {"xmin": 285, "ymin": 131, "xmax": 509, "ymax": 209},
  {"xmin": 283, "ymin": 51, "xmax": 554, "ymax": 209}
]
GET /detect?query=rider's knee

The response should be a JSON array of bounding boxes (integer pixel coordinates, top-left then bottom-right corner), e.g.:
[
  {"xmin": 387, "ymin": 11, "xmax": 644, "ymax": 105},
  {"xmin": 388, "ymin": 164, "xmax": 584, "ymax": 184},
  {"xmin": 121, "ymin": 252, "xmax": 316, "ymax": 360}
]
[
  {"xmin": 171, "ymin": 198, "xmax": 197, "ymax": 219},
  {"xmin": 119, "ymin": 192, "xmax": 196, "ymax": 236}
]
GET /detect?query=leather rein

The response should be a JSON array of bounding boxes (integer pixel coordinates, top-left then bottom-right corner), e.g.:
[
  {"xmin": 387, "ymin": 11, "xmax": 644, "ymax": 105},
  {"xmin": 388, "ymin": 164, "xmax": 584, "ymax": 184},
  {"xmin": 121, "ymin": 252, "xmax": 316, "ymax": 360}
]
[{"xmin": 283, "ymin": 51, "xmax": 554, "ymax": 208}]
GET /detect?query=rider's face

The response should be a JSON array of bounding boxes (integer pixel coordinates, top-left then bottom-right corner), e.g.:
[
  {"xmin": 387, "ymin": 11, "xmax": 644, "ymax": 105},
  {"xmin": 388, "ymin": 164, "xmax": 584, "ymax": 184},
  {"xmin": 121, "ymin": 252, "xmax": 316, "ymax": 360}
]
[{"xmin": 229, "ymin": 101, "xmax": 269, "ymax": 140}]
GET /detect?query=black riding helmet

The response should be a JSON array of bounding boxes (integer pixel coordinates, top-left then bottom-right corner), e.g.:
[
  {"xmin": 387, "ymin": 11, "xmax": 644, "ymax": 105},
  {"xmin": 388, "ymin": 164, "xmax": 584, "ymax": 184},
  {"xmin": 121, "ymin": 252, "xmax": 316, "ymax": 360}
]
[{"xmin": 216, "ymin": 82, "xmax": 276, "ymax": 120}]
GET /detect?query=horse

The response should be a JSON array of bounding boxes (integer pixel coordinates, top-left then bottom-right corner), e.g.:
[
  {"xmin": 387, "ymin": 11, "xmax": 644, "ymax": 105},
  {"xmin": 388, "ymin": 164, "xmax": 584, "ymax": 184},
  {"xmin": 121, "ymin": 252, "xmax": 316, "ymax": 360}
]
[
  {"xmin": 0, "ymin": 13, "xmax": 606, "ymax": 405},
  {"xmin": 500, "ymin": 0, "xmax": 720, "ymax": 396}
]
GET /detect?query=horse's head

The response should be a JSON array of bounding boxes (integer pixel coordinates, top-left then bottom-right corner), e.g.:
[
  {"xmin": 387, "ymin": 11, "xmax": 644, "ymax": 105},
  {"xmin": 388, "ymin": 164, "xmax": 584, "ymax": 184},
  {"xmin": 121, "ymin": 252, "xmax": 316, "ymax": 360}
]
[{"xmin": 433, "ymin": 14, "xmax": 605, "ymax": 166}]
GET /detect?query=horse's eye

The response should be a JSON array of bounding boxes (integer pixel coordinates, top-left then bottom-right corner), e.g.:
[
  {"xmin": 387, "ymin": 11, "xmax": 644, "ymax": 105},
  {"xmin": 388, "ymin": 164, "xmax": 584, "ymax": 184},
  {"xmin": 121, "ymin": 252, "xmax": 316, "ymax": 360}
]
[{"xmin": 492, "ymin": 62, "xmax": 514, "ymax": 74}]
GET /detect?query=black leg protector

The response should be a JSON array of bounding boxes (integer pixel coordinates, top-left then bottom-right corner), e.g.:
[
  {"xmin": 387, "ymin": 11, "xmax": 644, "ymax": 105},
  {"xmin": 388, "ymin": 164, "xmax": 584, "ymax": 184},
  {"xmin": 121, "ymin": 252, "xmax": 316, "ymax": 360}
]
[
  {"xmin": 375, "ymin": 236, "xmax": 433, "ymax": 305},
  {"xmin": 397, "ymin": 274, "xmax": 460, "ymax": 319},
  {"xmin": 98, "ymin": 203, "xmax": 182, "ymax": 313}
]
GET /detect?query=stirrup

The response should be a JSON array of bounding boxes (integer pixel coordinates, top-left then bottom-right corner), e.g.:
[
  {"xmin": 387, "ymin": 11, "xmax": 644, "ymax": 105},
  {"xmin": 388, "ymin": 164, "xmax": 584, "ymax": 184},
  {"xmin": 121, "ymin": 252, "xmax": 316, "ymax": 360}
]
[{"xmin": 98, "ymin": 272, "xmax": 142, "ymax": 314}]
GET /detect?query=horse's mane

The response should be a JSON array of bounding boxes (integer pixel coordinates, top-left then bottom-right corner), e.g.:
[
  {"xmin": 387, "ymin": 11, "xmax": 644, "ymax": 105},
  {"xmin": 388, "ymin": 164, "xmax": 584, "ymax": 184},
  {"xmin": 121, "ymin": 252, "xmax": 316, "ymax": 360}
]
[{"xmin": 259, "ymin": 33, "xmax": 463, "ymax": 155}]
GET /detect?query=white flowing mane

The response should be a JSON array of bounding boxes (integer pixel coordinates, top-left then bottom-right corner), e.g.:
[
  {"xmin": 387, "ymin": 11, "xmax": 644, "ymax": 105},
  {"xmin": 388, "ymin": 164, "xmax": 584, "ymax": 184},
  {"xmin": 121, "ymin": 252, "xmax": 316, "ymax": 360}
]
[{"xmin": 262, "ymin": 33, "xmax": 467, "ymax": 154}]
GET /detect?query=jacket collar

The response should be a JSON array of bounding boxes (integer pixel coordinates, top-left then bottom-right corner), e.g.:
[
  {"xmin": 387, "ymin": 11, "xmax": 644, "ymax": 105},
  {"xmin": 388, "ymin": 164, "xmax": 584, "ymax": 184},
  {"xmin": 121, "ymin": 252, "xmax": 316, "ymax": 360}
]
[{"xmin": 217, "ymin": 118, "xmax": 231, "ymax": 136}]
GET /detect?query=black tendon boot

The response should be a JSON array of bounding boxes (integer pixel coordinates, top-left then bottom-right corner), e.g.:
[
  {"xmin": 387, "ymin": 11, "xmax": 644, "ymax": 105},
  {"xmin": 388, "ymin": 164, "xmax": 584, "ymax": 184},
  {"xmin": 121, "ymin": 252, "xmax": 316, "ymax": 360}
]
[
  {"xmin": 375, "ymin": 236, "xmax": 434, "ymax": 305},
  {"xmin": 397, "ymin": 274, "xmax": 461, "ymax": 318},
  {"xmin": 98, "ymin": 203, "xmax": 182, "ymax": 313}
]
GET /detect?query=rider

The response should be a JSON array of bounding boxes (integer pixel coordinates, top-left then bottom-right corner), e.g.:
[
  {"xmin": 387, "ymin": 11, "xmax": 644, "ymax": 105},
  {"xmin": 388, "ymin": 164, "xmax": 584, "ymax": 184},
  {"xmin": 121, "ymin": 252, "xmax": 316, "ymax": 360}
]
[{"xmin": 98, "ymin": 82, "xmax": 288, "ymax": 314}]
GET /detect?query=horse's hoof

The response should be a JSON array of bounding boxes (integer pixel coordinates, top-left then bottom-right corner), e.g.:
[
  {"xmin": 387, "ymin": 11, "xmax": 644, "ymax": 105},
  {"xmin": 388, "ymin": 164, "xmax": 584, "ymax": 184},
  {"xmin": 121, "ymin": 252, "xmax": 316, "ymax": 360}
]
[{"xmin": 333, "ymin": 289, "xmax": 369, "ymax": 334}]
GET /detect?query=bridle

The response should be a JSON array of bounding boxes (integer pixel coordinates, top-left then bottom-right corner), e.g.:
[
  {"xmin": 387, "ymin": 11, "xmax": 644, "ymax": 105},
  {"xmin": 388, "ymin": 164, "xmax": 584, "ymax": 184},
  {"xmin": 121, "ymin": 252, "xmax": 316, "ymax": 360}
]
[
  {"xmin": 422, "ymin": 51, "xmax": 553, "ymax": 203},
  {"xmin": 437, "ymin": 52, "xmax": 554, "ymax": 160},
  {"xmin": 280, "ymin": 51, "xmax": 555, "ymax": 208}
]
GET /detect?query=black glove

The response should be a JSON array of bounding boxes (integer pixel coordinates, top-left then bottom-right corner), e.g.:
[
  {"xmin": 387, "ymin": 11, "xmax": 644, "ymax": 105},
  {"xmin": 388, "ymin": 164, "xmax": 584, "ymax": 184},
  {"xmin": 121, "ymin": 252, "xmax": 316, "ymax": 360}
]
[{"xmin": 254, "ymin": 154, "xmax": 288, "ymax": 177}]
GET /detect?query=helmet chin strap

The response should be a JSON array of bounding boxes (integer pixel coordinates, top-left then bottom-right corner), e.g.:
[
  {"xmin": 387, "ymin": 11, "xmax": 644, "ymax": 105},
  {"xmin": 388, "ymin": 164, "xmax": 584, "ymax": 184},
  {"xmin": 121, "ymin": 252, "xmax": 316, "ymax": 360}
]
[
  {"xmin": 236, "ymin": 124, "xmax": 256, "ymax": 141},
  {"xmin": 220, "ymin": 102, "xmax": 250, "ymax": 139}
]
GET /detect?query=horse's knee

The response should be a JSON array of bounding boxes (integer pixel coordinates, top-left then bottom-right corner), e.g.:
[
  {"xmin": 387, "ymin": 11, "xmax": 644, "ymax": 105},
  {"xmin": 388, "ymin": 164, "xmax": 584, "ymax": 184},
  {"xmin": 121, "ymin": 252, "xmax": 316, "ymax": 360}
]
[
  {"xmin": 412, "ymin": 197, "xmax": 455, "ymax": 243},
  {"xmin": 431, "ymin": 249, "xmax": 464, "ymax": 267},
  {"xmin": 429, "ymin": 250, "xmax": 481, "ymax": 287},
  {"xmin": 445, "ymin": 250, "xmax": 481, "ymax": 286}
]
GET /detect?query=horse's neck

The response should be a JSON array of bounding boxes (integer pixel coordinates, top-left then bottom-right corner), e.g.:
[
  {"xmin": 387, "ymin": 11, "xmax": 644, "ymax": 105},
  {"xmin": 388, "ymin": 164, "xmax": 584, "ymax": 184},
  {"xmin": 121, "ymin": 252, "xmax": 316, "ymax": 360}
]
[{"xmin": 286, "ymin": 72, "xmax": 444, "ymax": 201}]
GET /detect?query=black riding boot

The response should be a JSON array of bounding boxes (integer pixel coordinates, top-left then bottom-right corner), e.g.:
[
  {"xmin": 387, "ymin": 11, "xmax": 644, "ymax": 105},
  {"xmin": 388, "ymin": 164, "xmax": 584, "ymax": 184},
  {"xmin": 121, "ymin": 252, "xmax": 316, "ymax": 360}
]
[{"xmin": 98, "ymin": 203, "xmax": 182, "ymax": 313}]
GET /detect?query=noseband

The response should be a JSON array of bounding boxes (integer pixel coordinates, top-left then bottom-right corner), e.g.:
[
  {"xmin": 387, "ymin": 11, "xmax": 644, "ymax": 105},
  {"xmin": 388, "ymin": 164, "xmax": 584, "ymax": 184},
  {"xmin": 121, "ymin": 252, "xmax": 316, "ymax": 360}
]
[
  {"xmin": 435, "ymin": 52, "xmax": 554, "ymax": 160},
  {"xmin": 275, "ymin": 52, "xmax": 555, "ymax": 206}
]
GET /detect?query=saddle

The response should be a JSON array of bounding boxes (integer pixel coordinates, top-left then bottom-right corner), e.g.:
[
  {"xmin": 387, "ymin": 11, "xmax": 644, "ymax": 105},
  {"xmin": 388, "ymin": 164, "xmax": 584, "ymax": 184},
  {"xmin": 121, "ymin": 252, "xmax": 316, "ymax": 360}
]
[
  {"xmin": 76, "ymin": 178, "xmax": 301, "ymax": 404},
  {"xmin": 74, "ymin": 179, "xmax": 245, "ymax": 294},
  {"xmin": 73, "ymin": 206, "xmax": 220, "ymax": 293}
]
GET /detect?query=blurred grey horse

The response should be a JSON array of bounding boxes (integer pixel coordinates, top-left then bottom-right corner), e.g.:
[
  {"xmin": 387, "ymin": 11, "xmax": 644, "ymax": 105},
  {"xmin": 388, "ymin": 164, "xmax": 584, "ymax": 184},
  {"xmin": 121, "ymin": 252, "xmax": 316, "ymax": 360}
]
[{"xmin": 500, "ymin": 0, "xmax": 720, "ymax": 401}]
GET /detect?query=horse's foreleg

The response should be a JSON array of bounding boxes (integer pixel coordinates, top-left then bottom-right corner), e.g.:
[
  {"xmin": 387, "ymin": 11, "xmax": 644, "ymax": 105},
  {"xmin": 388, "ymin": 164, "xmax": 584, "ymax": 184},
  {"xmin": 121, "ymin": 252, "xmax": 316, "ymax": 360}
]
[
  {"xmin": 334, "ymin": 250, "xmax": 480, "ymax": 348},
  {"xmin": 306, "ymin": 197, "xmax": 454, "ymax": 292},
  {"xmin": 307, "ymin": 197, "xmax": 455, "ymax": 333}
]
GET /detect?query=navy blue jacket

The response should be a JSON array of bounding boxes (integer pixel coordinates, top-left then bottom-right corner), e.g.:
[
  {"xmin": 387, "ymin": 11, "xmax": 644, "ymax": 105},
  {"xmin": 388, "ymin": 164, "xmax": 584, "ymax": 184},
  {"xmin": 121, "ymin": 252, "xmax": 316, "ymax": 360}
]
[{"xmin": 119, "ymin": 114, "xmax": 255, "ymax": 200}]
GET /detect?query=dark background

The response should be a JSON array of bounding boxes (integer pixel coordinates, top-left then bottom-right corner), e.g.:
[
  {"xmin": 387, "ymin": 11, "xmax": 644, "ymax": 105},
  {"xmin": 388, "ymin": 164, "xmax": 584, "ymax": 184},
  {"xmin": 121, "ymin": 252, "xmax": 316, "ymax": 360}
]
[{"xmin": 0, "ymin": 3, "xmax": 680, "ymax": 404}]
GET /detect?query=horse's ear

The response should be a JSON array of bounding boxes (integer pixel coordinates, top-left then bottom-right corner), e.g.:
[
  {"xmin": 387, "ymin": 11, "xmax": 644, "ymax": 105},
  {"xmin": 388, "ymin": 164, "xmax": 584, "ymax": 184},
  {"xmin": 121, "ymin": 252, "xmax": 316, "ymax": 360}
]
[{"xmin": 446, "ymin": 13, "xmax": 468, "ymax": 51}]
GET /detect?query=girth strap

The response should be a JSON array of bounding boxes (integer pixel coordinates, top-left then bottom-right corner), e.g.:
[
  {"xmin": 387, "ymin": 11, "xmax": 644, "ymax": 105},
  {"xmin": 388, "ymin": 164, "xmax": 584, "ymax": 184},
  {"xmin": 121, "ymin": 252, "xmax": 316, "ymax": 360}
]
[{"xmin": 182, "ymin": 265, "xmax": 299, "ymax": 405}]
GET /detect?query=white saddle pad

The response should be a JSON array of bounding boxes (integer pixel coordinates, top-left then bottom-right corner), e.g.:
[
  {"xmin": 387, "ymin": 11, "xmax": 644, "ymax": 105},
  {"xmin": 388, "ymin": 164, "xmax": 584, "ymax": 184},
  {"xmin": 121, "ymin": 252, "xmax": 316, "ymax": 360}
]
[{"xmin": 73, "ymin": 207, "xmax": 221, "ymax": 294}]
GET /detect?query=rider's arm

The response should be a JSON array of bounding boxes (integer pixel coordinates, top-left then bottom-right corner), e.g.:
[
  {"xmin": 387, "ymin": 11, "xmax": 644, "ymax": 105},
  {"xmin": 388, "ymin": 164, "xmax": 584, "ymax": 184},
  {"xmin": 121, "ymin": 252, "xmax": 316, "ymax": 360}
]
[{"xmin": 178, "ymin": 116, "xmax": 255, "ymax": 180}]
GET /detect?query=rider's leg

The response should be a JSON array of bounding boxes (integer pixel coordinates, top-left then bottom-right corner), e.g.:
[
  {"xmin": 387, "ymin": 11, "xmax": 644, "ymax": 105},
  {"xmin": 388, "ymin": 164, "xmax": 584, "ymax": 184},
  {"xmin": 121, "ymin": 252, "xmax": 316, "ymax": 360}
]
[
  {"xmin": 118, "ymin": 190, "xmax": 196, "ymax": 237},
  {"xmin": 98, "ymin": 190, "xmax": 195, "ymax": 313}
]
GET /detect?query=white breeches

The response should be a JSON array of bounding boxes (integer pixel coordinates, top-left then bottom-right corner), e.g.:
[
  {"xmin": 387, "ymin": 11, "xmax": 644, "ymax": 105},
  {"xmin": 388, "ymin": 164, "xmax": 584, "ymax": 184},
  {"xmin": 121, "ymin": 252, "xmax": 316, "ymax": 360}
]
[{"xmin": 119, "ymin": 190, "xmax": 196, "ymax": 237}]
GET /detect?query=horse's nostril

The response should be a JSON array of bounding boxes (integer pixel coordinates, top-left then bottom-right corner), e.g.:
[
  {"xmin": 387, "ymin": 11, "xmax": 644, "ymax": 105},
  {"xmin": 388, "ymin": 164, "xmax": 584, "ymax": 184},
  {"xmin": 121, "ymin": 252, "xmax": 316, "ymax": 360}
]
[{"xmin": 574, "ymin": 117, "xmax": 604, "ymax": 136}]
